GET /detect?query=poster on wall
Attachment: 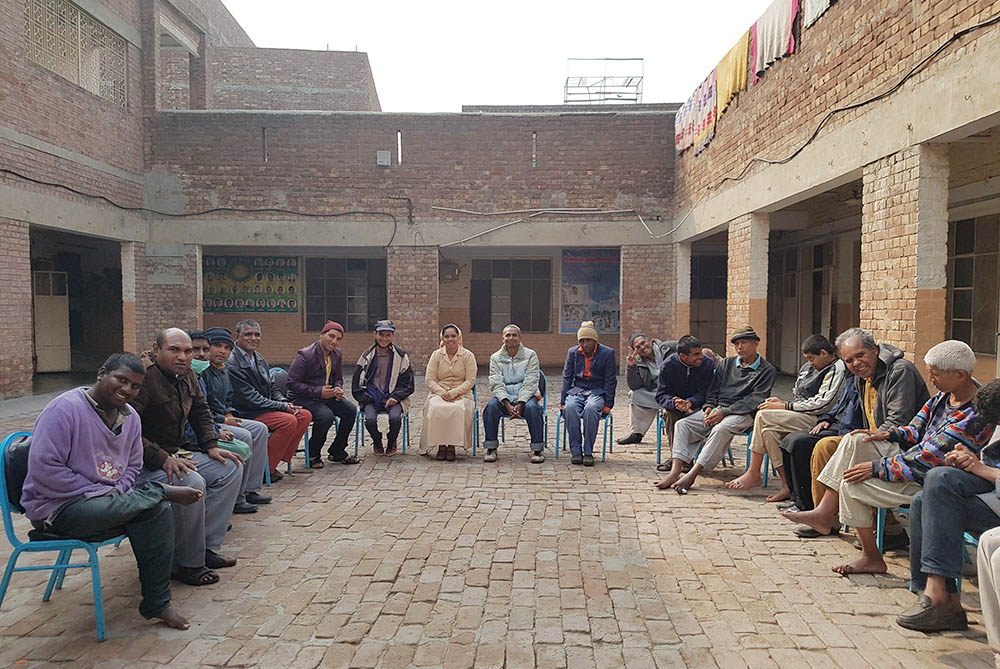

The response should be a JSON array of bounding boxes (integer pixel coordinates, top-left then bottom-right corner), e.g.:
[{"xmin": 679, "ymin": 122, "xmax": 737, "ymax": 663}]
[
  {"xmin": 203, "ymin": 255, "xmax": 299, "ymax": 313},
  {"xmin": 559, "ymin": 249, "xmax": 620, "ymax": 334}
]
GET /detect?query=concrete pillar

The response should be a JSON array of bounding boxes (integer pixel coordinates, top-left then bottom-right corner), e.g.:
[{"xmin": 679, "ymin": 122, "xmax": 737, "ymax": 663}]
[
  {"xmin": 832, "ymin": 234, "xmax": 858, "ymax": 338},
  {"xmin": 727, "ymin": 212, "xmax": 770, "ymax": 357},
  {"xmin": 188, "ymin": 33, "xmax": 210, "ymax": 110},
  {"xmin": 860, "ymin": 144, "xmax": 949, "ymax": 369},
  {"xmin": 0, "ymin": 218, "xmax": 33, "ymax": 398},
  {"xmin": 675, "ymin": 242, "xmax": 692, "ymax": 338},
  {"xmin": 387, "ymin": 247, "xmax": 439, "ymax": 372},
  {"xmin": 121, "ymin": 241, "xmax": 142, "ymax": 353},
  {"xmin": 620, "ymin": 244, "xmax": 675, "ymax": 356},
  {"xmin": 122, "ymin": 242, "xmax": 202, "ymax": 352}
]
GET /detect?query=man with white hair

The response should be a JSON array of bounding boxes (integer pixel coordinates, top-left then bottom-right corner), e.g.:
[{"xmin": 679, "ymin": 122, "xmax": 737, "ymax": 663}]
[{"xmin": 784, "ymin": 340, "xmax": 994, "ymax": 577}]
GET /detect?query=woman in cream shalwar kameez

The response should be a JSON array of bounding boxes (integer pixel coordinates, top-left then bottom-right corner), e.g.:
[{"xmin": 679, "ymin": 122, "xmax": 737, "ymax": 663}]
[{"xmin": 418, "ymin": 324, "xmax": 478, "ymax": 461}]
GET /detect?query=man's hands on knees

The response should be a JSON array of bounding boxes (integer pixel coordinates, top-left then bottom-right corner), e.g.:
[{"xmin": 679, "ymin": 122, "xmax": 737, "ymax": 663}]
[
  {"xmin": 810, "ymin": 420, "xmax": 831, "ymax": 435},
  {"xmin": 703, "ymin": 408, "xmax": 723, "ymax": 427},
  {"xmin": 852, "ymin": 428, "xmax": 891, "ymax": 442},
  {"xmin": 385, "ymin": 397, "xmax": 398, "ymax": 407},
  {"xmin": 843, "ymin": 461, "xmax": 875, "ymax": 483},
  {"xmin": 162, "ymin": 456, "xmax": 198, "ymax": 483},
  {"xmin": 207, "ymin": 446, "xmax": 244, "ymax": 467}
]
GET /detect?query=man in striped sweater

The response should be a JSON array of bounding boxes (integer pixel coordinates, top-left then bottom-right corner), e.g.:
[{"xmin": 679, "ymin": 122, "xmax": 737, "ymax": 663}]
[{"xmin": 783, "ymin": 340, "xmax": 994, "ymax": 576}]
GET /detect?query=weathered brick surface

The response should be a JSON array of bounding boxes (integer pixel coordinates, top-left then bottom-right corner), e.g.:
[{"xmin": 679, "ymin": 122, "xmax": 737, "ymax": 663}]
[
  {"xmin": 124, "ymin": 242, "xmax": 203, "ymax": 351},
  {"xmin": 620, "ymin": 244, "xmax": 675, "ymax": 357},
  {"xmin": 726, "ymin": 214, "xmax": 769, "ymax": 355},
  {"xmin": 0, "ymin": 218, "xmax": 33, "ymax": 398},
  {"xmin": 387, "ymin": 247, "xmax": 439, "ymax": 372}
]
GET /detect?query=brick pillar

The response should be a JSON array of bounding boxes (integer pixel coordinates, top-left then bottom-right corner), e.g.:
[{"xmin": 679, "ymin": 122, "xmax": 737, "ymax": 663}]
[
  {"xmin": 188, "ymin": 33, "xmax": 210, "ymax": 110},
  {"xmin": 675, "ymin": 242, "xmax": 692, "ymax": 338},
  {"xmin": 620, "ymin": 245, "xmax": 675, "ymax": 358},
  {"xmin": 387, "ymin": 247, "xmax": 439, "ymax": 372},
  {"xmin": 140, "ymin": 0, "xmax": 161, "ymax": 164},
  {"xmin": 860, "ymin": 144, "xmax": 948, "ymax": 369},
  {"xmin": 0, "ymin": 218, "xmax": 33, "ymax": 398},
  {"xmin": 121, "ymin": 241, "xmax": 142, "ymax": 353},
  {"xmin": 727, "ymin": 213, "xmax": 770, "ymax": 357}
]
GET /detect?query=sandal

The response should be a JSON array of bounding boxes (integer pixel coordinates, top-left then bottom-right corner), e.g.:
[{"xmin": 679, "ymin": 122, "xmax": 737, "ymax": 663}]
[
  {"xmin": 171, "ymin": 565, "xmax": 220, "ymax": 586},
  {"xmin": 309, "ymin": 457, "xmax": 325, "ymax": 468},
  {"xmin": 656, "ymin": 462, "xmax": 670, "ymax": 472},
  {"xmin": 205, "ymin": 549, "xmax": 237, "ymax": 569},
  {"xmin": 332, "ymin": 455, "xmax": 360, "ymax": 465}
]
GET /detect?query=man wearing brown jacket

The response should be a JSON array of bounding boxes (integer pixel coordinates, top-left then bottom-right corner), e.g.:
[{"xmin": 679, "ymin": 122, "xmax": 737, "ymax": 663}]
[{"xmin": 130, "ymin": 328, "xmax": 243, "ymax": 587}]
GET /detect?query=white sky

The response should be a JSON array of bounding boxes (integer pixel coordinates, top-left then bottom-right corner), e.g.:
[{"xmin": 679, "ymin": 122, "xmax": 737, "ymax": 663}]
[{"xmin": 222, "ymin": 0, "xmax": 774, "ymax": 113}]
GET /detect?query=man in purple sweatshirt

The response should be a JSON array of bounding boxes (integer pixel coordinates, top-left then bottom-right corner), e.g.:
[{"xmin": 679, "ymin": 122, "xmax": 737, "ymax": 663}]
[{"xmin": 20, "ymin": 353, "xmax": 202, "ymax": 630}]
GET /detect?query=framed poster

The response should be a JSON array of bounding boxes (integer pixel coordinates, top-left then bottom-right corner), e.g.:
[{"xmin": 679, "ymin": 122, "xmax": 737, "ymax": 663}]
[
  {"xmin": 559, "ymin": 249, "xmax": 620, "ymax": 334},
  {"xmin": 203, "ymin": 255, "xmax": 298, "ymax": 313}
]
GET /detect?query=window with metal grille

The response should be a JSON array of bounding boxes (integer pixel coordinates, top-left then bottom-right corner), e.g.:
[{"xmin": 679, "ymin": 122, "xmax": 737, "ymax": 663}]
[
  {"xmin": 470, "ymin": 259, "xmax": 551, "ymax": 332},
  {"xmin": 691, "ymin": 255, "xmax": 727, "ymax": 299},
  {"xmin": 947, "ymin": 217, "xmax": 999, "ymax": 355},
  {"xmin": 304, "ymin": 258, "xmax": 387, "ymax": 333},
  {"xmin": 25, "ymin": 0, "xmax": 128, "ymax": 108}
]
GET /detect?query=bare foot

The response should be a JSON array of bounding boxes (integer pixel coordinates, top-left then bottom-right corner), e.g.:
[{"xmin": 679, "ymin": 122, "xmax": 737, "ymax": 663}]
[
  {"xmin": 654, "ymin": 472, "xmax": 682, "ymax": 490},
  {"xmin": 831, "ymin": 555, "xmax": 888, "ymax": 576},
  {"xmin": 781, "ymin": 508, "xmax": 834, "ymax": 535},
  {"xmin": 725, "ymin": 471, "xmax": 763, "ymax": 491},
  {"xmin": 672, "ymin": 471, "xmax": 697, "ymax": 494},
  {"xmin": 765, "ymin": 487, "xmax": 792, "ymax": 503},
  {"xmin": 156, "ymin": 605, "xmax": 190, "ymax": 630},
  {"xmin": 162, "ymin": 485, "xmax": 204, "ymax": 506}
]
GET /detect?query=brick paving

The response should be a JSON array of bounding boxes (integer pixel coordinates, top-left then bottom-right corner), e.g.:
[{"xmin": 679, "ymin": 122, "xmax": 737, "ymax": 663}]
[{"xmin": 0, "ymin": 380, "xmax": 996, "ymax": 667}]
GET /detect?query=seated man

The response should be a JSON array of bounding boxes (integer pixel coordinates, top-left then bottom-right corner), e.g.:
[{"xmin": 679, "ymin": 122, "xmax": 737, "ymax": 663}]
[
  {"xmin": 198, "ymin": 327, "xmax": 271, "ymax": 509},
  {"xmin": 786, "ymin": 327, "xmax": 929, "ymax": 542},
  {"xmin": 656, "ymin": 326, "xmax": 776, "ymax": 492},
  {"xmin": 227, "ymin": 319, "xmax": 312, "ymax": 478},
  {"xmin": 351, "ymin": 319, "xmax": 415, "ymax": 454},
  {"xmin": 653, "ymin": 335, "xmax": 716, "ymax": 472},
  {"xmin": 617, "ymin": 333, "xmax": 669, "ymax": 446},
  {"xmin": 978, "ymin": 525, "xmax": 1000, "ymax": 659},
  {"xmin": 560, "ymin": 321, "xmax": 617, "ymax": 467},
  {"xmin": 784, "ymin": 340, "xmax": 991, "ymax": 576},
  {"xmin": 726, "ymin": 334, "xmax": 846, "ymax": 502},
  {"xmin": 131, "ymin": 328, "xmax": 244, "ymax": 587},
  {"xmin": 20, "ymin": 353, "xmax": 201, "ymax": 630},
  {"xmin": 288, "ymin": 321, "xmax": 358, "ymax": 467},
  {"xmin": 896, "ymin": 380, "xmax": 1000, "ymax": 632},
  {"xmin": 482, "ymin": 324, "xmax": 545, "ymax": 463},
  {"xmin": 778, "ymin": 377, "xmax": 861, "ymax": 522}
]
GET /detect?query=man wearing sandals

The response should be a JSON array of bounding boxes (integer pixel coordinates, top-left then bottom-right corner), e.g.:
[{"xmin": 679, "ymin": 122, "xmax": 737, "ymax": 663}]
[
  {"xmin": 21, "ymin": 353, "xmax": 202, "ymax": 630},
  {"xmin": 131, "ymin": 328, "xmax": 244, "ymax": 587},
  {"xmin": 288, "ymin": 321, "xmax": 359, "ymax": 468}
]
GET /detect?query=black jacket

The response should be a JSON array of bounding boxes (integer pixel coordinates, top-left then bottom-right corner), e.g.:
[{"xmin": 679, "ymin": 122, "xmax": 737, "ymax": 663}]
[
  {"xmin": 854, "ymin": 344, "xmax": 930, "ymax": 431},
  {"xmin": 227, "ymin": 346, "xmax": 288, "ymax": 418}
]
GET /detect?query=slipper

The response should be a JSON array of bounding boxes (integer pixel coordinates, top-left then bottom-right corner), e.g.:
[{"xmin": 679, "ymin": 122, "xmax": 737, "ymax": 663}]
[
  {"xmin": 332, "ymin": 455, "xmax": 360, "ymax": 465},
  {"xmin": 656, "ymin": 462, "xmax": 670, "ymax": 472},
  {"xmin": 309, "ymin": 457, "xmax": 325, "ymax": 468},
  {"xmin": 205, "ymin": 550, "xmax": 237, "ymax": 569},
  {"xmin": 793, "ymin": 525, "xmax": 839, "ymax": 539},
  {"xmin": 171, "ymin": 565, "xmax": 219, "ymax": 586}
]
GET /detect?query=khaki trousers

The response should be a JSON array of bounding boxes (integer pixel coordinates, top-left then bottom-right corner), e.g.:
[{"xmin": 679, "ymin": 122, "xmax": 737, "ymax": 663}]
[
  {"xmin": 749, "ymin": 409, "xmax": 817, "ymax": 468},
  {"xmin": 810, "ymin": 435, "xmax": 843, "ymax": 508},
  {"xmin": 977, "ymin": 527, "xmax": 1000, "ymax": 653},
  {"xmin": 816, "ymin": 432, "xmax": 920, "ymax": 528}
]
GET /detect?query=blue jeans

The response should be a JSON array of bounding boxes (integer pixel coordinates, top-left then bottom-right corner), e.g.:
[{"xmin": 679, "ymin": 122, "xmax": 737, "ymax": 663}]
[
  {"xmin": 482, "ymin": 397, "xmax": 544, "ymax": 451},
  {"xmin": 564, "ymin": 393, "xmax": 605, "ymax": 456},
  {"xmin": 909, "ymin": 466, "xmax": 1000, "ymax": 593}
]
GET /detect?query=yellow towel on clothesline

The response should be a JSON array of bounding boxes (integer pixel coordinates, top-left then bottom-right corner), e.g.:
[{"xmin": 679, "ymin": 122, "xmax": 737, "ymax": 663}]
[{"xmin": 716, "ymin": 30, "xmax": 750, "ymax": 115}]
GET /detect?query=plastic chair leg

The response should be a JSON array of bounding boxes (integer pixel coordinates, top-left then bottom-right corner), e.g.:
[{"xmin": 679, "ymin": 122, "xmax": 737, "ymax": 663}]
[
  {"xmin": 601, "ymin": 416, "xmax": 608, "ymax": 462},
  {"xmin": 762, "ymin": 454, "xmax": 770, "ymax": 488},
  {"xmin": 87, "ymin": 546, "xmax": 108, "ymax": 641},
  {"xmin": 0, "ymin": 546, "xmax": 24, "ymax": 609},
  {"xmin": 876, "ymin": 507, "xmax": 887, "ymax": 553},
  {"xmin": 46, "ymin": 548, "xmax": 72, "ymax": 599},
  {"xmin": 501, "ymin": 418, "xmax": 505, "ymax": 442},
  {"xmin": 263, "ymin": 441, "xmax": 272, "ymax": 486},
  {"xmin": 555, "ymin": 412, "xmax": 562, "ymax": 457}
]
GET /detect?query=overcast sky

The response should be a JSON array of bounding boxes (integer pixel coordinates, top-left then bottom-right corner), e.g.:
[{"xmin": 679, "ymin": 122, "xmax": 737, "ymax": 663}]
[{"xmin": 223, "ymin": 0, "xmax": 774, "ymax": 113}]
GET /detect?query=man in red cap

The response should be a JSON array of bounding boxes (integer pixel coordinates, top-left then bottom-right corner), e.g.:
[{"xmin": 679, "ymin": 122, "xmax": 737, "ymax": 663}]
[{"xmin": 288, "ymin": 321, "xmax": 358, "ymax": 467}]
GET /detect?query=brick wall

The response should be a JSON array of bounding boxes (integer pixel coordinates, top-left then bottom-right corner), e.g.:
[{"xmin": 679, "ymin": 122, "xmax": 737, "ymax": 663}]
[
  {"xmin": 148, "ymin": 111, "xmax": 674, "ymax": 220},
  {"xmin": 0, "ymin": 218, "xmax": 33, "ymax": 398},
  {"xmin": 620, "ymin": 245, "xmax": 675, "ymax": 362},
  {"xmin": 726, "ymin": 213, "xmax": 770, "ymax": 356},
  {"xmin": 860, "ymin": 145, "xmax": 949, "ymax": 367},
  {"xmin": 674, "ymin": 0, "xmax": 998, "ymax": 211},
  {"xmin": 124, "ymin": 242, "xmax": 203, "ymax": 352},
  {"xmin": 387, "ymin": 247, "xmax": 439, "ymax": 372}
]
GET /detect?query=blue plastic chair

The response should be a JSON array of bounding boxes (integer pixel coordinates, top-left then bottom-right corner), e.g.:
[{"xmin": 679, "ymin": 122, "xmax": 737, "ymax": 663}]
[
  {"xmin": 741, "ymin": 429, "xmax": 777, "ymax": 485},
  {"xmin": 1, "ymin": 431, "xmax": 126, "ymax": 641},
  {"xmin": 876, "ymin": 506, "xmax": 971, "ymax": 593},
  {"xmin": 354, "ymin": 406, "xmax": 411, "ymax": 455},
  {"xmin": 554, "ymin": 404, "xmax": 614, "ymax": 462},
  {"xmin": 498, "ymin": 371, "xmax": 549, "ymax": 447}
]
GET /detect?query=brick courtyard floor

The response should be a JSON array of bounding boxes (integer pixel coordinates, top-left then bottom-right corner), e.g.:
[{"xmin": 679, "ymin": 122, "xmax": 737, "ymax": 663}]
[{"xmin": 0, "ymin": 379, "xmax": 996, "ymax": 667}]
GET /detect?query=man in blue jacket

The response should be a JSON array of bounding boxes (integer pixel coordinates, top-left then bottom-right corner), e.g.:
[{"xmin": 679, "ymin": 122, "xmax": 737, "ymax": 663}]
[
  {"xmin": 561, "ymin": 321, "xmax": 617, "ymax": 466},
  {"xmin": 653, "ymin": 335, "xmax": 715, "ymax": 472}
]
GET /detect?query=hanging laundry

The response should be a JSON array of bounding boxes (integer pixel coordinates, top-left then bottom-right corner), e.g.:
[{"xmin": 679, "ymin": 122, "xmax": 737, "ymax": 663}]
[
  {"xmin": 674, "ymin": 70, "xmax": 717, "ymax": 154},
  {"xmin": 750, "ymin": 0, "xmax": 800, "ymax": 85},
  {"xmin": 716, "ymin": 31, "xmax": 750, "ymax": 115},
  {"xmin": 674, "ymin": 93, "xmax": 696, "ymax": 152},
  {"xmin": 803, "ymin": 0, "xmax": 832, "ymax": 27}
]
